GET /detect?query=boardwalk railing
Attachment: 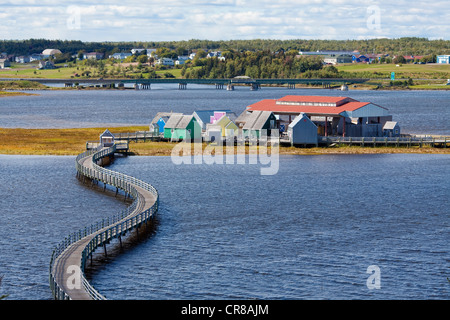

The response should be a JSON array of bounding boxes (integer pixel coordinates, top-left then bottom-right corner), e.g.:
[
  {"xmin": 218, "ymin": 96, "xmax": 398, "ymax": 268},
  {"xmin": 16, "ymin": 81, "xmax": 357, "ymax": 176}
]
[
  {"xmin": 319, "ymin": 136, "xmax": 449, "ymax": 147},
  {"xmin": 112, "ymin": 131, "xmax": 160, "ymax": 142},
  {"xmin": 49, "ymin": 144, "xmax": 159, "ymax": 300}
]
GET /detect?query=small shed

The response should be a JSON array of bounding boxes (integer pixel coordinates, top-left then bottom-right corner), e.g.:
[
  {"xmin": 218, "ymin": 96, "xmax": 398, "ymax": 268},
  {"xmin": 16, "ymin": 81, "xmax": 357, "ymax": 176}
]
[
  {"xmin": 382, "ymin": 121, "xmax": 400, "ymax": 137},
  {"xmin": 164, "ymin": 115, "xmax": 202, "ymax": 142},
  {"xmin": 214, "ymin": 115, "xmax": 238, "ymax": 138},
  {"xmin": 242, "ymin": 111, "xmax": 277, "ymax": 139},
  {"xmin": 288, "ymin": 113, "xmax": 318, "ymax": 146},
  {"xmin": 150, "ymin": 112, "xmax": 182, "ymax": 135},
  {"xmin": 193, "ymin": 110, "xmax": 234, "ymax": 131},
  {"xmin": 205, "ymin": 115, "xmax": 239, "ymax": 142},
  {"xmin": 100, "ymin": 129, "xmax": 115, "ymax": 147},
  {"xmin": 205, "ymin": 124, "xmax": 223, "ymax": 143}
]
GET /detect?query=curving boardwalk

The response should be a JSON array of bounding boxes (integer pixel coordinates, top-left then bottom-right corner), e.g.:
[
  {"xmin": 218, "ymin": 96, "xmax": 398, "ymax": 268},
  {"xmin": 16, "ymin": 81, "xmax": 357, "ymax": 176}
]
[{"xmin": 49, "ymin": 144, "xmax": 159, "ymax": 300}]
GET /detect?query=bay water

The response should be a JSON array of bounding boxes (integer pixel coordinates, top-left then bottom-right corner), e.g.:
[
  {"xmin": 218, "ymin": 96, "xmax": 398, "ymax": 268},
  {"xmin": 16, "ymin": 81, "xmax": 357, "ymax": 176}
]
[{"xmin": 0, "ymin": 87, "xmax": 448, "ymax": 300}]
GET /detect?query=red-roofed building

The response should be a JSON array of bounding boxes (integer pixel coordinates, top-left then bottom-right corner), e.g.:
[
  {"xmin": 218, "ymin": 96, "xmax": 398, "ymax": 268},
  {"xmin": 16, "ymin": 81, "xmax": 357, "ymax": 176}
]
[{"xmin": 240, "ymin": 95, "xmax": 395, "ymax": 138}]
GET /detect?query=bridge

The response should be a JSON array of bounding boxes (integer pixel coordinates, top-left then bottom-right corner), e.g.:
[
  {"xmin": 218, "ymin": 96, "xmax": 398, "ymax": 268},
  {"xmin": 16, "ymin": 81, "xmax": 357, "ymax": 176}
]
[
  {"xmin": 7, "ymin": 77, "xmax": 369, "ymax": 90},
  {"xmin": 49, "ymin": 143, "xmax": 159, "ymax": 300}
]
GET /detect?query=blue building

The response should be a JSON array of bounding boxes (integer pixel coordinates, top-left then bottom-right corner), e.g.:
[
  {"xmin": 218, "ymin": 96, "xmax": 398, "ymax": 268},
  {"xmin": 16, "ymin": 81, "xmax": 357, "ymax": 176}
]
[
  {"xmin": 150, "ymin": 112, "xmax": 183, "ymax": 135},
  {"xmin": 437, "ymin": 55, "xmax": 450, "ymax": 64},
  {"xmin": 287, "ymin": 113, "xmax": 318, "ymax": 146},
  {"xmin": 352, "ymin": 55, "xmax": 369, "ymax": 63}
]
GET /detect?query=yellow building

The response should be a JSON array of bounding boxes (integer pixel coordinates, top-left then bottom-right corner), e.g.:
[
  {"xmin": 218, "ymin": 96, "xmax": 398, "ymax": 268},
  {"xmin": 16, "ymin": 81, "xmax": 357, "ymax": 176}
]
[{"xmin": 206, "ymin": 115, "xmax": 238, "ymax": 142}]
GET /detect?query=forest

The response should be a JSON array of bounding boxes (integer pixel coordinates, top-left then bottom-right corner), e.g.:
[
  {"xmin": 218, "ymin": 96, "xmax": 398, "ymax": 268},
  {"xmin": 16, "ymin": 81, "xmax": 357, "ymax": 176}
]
[{"xmin": 181, "ymin": 50, "xmax": 338, "ymax": 79}]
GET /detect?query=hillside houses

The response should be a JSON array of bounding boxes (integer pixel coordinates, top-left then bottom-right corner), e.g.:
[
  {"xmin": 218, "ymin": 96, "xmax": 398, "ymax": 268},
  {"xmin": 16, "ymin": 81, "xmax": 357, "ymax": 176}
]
[{"xmin": 83, "ymin": 52, "xmax": 104, "ymax": 60}]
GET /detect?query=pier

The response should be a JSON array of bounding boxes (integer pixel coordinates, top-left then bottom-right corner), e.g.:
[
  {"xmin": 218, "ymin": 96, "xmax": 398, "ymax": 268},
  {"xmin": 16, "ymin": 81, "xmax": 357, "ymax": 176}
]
[{"xmin": 49, "ymin": 143, "xmax": 159, "ymax": 300}]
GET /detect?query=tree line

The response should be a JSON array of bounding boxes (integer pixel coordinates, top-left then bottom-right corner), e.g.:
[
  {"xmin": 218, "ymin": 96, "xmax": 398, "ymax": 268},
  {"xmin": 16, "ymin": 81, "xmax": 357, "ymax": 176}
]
[
  {"xmin": 181, "ymin": 50, "xmax": 338, "ymax": 79},
  {"xmin": 1, "ymin": 37, "xmax": 448, "ymax": 57}
]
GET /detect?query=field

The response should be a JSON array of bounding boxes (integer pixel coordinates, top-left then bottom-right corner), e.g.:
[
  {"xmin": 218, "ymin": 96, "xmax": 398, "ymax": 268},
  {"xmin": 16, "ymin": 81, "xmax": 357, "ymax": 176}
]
[
  {"xmin": 1, "ymin": 127, "xmax": 448, "ymax": 156},
  {"xmin": 0, "ymin": 62, "xmax": 184, "ymax": 80},
  {"xmin": 337, "ymin": 63, "xmax": 450, "ymax": 80}
]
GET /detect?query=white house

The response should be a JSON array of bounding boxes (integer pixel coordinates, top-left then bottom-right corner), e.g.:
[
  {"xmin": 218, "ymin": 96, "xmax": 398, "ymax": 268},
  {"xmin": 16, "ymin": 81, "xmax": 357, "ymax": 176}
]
[
  {"xmin": 30, "ymin": 54, "xmax": 43, "ymax": 62},
  {"xmin": 437, "ymin": 55, "xmax": 450, "ymax": 64},
  {"xmin": 146, "ymin": 49, "xmax": 157, "ymax": 57},
  {"xmin": 15, "ymin": 56, "xmax": 30, "ymax": 63},
  {"xmin": 157, "ymin": 58, "xmax": 174, "ymax": 66},
  {"xmin": 175, "ymin": 56, "xmax": 189, "ymax": 65},
  {"xmin": 110, "ymin": 52, "xmax": 132, "ymax": 60},
  {"xmin": 0, "ymin": 59, "xmax": 11, "ymax": 69},
  {"xmin": 38, "ymin": 60, "xmax": 55, "ymax": 69},
  {"xmin": 83, "ymin": 52, "xmax": 104, "ymax": 60},
  {"xmin": 131, "ymin": 48, "xmax": 146, "ymax": 55}
]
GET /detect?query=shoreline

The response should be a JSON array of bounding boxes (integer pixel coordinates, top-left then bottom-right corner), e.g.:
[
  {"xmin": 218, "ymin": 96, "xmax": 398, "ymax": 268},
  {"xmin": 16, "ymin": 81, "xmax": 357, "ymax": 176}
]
[
  {"xmin": 1, "ymin": 127, "xmax": 449, "ymax": 156},
  {"xmin": 0, "ymin": 90, "xmax": 39, "ymax": 97}
]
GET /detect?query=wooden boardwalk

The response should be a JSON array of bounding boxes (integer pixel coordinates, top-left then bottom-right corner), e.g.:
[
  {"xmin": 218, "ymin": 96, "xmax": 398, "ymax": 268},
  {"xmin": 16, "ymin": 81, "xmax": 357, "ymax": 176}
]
[
  {"xmin": 49, "ymin": 144, "xmax": 159, "ymax": 300},
  {"xmin": 319, "ymin": 136, "xmax": 450, "ymax": 148}
]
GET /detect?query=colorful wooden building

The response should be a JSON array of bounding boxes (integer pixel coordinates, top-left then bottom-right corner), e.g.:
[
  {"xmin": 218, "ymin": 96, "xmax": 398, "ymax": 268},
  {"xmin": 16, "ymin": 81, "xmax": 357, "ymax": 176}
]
[
  {"xmin": 205, "ymin": 115, "xmax": 238, "ymax": 142},
  {"xmin": 150, "ymin": 112, "xmax": 183, "ymax": 135},
  {"xmin": 164, "ymin": 114, "xmax": 202, "ymax": 141}
]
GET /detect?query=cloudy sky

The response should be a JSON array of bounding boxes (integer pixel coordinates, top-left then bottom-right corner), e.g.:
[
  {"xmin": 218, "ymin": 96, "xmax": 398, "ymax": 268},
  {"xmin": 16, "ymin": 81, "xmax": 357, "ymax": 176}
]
[{"xmin": 0, "ymin": 0, "xmax": 448, "ymax": 41}]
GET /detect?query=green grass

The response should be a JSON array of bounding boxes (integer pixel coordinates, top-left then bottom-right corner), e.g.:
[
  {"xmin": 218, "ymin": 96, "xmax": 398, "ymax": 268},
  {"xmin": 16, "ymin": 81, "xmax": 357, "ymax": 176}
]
[
  {"xmin": 0, "ymin": 80, "xmax": 49, "ymax": 89},
  {"xmin": 337, "ymin": 63, "xmax": 450, "ymax": 80},
  {"xmin": 0, "ymin": 62, "xmax": 186, "ymax": 80},
  {"xmin": 409, "ymin": 84, "xmax": 450, "ymax": 90}
]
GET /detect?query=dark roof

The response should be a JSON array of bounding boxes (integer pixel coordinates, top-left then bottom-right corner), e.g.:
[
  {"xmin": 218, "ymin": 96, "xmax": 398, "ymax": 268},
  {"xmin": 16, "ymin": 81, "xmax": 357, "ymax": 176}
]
[
  {"xmin": 100, "ymin": 129, "xmax": 114, "ymax": 138},
  {"xmin": 243, "ymin": 111, "xmax": 274, "ymax": 130},
  {"xmin": 165, "ymin": 115, "xmax": 195, "ymax": 129},
  {"xmin": 150, "ymin": 112, "xmax": 182, "ymax": 125}
]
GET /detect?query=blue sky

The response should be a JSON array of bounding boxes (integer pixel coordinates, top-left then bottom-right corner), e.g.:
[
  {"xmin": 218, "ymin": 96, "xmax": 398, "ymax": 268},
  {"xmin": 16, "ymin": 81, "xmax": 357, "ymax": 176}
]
[{"xmin": 0, "ymin": 0, "xmax": 448, "ymax": 41}]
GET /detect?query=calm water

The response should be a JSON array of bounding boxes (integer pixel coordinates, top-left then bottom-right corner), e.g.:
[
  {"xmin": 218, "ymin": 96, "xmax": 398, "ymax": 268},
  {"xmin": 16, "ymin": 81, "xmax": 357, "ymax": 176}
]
[
  {"xmin": 0, "ymin": 88, "xmax": 449, "ymax": 300},
  {"xmin": 0, "ymin": 155, "xmax": 128, "ymax": 300},
  {"xmin": 0, "ymin": 154, "xmax": 448, "ymax": 300},
  {"xmin": 0, "ymin": 86, "xmax": 449, "ymax": 135}
]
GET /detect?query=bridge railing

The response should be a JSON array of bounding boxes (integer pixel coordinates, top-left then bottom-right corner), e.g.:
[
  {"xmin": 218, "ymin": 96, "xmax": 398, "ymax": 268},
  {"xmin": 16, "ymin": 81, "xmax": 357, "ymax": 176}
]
[{"xmin": 49, "ymin": 144, "xmax": 159, "ymax": 300}]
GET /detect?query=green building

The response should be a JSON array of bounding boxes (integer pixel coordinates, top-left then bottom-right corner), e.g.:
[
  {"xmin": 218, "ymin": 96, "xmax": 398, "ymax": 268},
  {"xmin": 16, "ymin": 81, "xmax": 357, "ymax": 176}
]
[{"xmin": 164, "ymin": 114, "xmax": 202, "ymax": 141}]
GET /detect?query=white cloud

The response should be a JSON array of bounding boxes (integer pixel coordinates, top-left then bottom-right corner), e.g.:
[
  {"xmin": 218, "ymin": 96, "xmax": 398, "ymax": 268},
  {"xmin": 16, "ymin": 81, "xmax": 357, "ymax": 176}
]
[{"xmin": 0, "ymin": 0, "xmax": 448, "ymax": 41}]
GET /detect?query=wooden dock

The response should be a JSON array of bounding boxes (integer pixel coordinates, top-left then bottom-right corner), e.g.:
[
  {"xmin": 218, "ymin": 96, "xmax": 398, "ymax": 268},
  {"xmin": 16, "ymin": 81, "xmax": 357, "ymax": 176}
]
[{"xmin": 49, "ymin": 144, "xmax": 159, "ymax": 300}]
